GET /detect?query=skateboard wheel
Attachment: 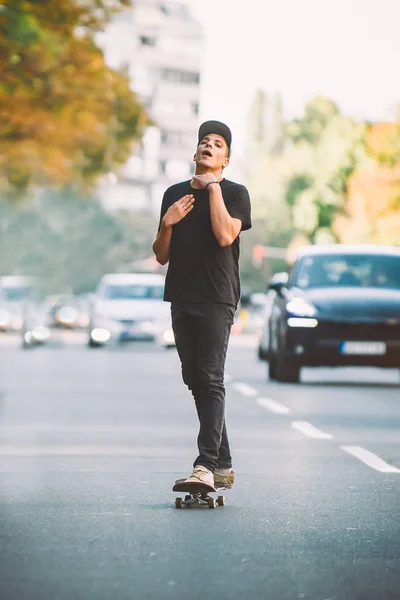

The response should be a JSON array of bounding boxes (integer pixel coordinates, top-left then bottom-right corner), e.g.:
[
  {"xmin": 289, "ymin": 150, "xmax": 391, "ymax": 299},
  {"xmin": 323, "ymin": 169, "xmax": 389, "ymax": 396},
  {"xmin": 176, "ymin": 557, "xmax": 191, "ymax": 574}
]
[
  {"xmin": 184, "ymin": 495, "xmax": 191, "ymax": 501},
  {"xmin": 217, "ymin": 495, "xmax": 225, "ymax": 506},
  {"xmin": 175, "ymin": 497, "xmax": 183, "ymax": 509},
  {"xmin": 208, "ymin": 498, "xmax": 216, "ymax": 509}
]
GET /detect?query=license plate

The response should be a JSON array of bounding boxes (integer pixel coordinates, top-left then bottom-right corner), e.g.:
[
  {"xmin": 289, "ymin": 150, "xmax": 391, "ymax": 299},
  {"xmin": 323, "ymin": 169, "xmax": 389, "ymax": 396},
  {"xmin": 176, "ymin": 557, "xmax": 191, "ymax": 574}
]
[{"xmin": 340, "ymin": 341, "xmax": 386, "ymax": 355}]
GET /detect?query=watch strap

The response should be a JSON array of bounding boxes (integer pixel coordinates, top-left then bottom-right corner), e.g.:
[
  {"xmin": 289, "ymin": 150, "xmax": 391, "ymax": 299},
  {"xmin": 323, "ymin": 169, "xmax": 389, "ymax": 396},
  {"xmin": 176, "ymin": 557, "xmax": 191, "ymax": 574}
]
[{"xmin": 204, "ymin": 180, "xmax": 219, "ymax": 189}]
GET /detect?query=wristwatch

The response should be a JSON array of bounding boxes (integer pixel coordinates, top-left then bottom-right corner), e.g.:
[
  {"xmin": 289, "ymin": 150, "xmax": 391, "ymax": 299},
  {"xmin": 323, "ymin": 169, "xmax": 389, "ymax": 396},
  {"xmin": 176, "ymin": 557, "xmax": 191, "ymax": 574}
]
[{"xmin": 204, "ymin": 180, "xmax": 219, "ymax": 189}]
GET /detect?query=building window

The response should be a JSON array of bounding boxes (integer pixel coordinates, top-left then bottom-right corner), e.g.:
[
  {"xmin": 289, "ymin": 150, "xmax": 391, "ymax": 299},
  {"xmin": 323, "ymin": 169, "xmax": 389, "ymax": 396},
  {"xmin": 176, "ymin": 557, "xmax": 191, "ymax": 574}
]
[
  {"xmin": 192, "ymin": 102, "xmax": 199, "ymax": 115},
  {"xmin": 160, "ymin": 68, "xmax": 200, "ymax": 85}
]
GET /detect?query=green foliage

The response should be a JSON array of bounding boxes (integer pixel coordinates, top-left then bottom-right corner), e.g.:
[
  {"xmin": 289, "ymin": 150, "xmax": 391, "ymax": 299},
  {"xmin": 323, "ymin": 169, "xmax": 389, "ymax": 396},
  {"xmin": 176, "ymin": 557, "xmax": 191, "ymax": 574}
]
[
  {"xmin": 286, "ymin": 96, "xmax": 340, "ymax": 144},
  {"xmin": 285, "ymin": 174, "xmax": 312, "ymax": 207},
  {"xmin": 244, "ymin": 92, "xmax": 366, "ymax": 259}
]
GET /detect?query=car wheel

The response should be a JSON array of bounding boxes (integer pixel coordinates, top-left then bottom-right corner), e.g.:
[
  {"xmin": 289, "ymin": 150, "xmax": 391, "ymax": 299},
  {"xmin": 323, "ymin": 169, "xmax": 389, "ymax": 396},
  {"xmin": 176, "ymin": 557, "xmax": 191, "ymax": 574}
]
[
  {"xmin": 258, "ymin": 345, "xmax": 268, "ymax": 361},
  {"xmin": 276, "ymin": 352, "xmax": 301, "ymax": 384},
  {"xmin": 88, "ymin": 338, "xmax": 101, "ymax": 348}
]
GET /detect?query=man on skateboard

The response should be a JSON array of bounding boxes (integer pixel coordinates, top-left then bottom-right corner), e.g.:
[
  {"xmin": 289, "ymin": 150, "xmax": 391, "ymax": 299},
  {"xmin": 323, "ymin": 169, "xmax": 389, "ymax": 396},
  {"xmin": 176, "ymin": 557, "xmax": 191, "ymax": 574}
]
[{"xmin": 152, "ymin": 120, "xmax": 252, "ymax": 493}]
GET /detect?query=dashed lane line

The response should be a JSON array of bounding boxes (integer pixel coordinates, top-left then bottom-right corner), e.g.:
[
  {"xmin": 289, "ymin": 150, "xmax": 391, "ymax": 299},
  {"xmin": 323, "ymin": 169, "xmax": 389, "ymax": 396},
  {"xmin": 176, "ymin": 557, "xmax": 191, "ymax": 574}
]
[
  {"xmin": 231, "ymin": 382, "xmax": 258, "ymax": 397},
  {"xmin": 341, "ymin": 446, "xmax": 400, "ymax": 474},
  {"xmin": 232, "ymin": 381, "xmax": 399, "ymax": 475},
  {"xmin": 257, "ymin": 397, "xmax": 291, "ymax": 414},
  {"xmin": 292, "ymin": 421, "xmax": 334, "ymax": 440}
]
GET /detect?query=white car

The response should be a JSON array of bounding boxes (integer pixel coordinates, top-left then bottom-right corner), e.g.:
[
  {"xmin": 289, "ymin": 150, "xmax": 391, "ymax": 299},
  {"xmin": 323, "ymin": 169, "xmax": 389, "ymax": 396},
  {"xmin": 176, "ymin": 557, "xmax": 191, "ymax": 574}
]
[
  {"xmin": 0, "ymin": 276, "xmax": 39, "ymax": 333},
  {"xmin": 88, "ymin": 273, "xmax": 170, "ymax": 347}
]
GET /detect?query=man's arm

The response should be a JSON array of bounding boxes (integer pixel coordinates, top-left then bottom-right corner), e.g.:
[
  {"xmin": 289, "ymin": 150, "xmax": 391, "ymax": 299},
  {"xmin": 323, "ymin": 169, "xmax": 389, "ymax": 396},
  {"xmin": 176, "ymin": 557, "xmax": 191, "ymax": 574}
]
[
  {"xmin": 152, "ymin": 221, "xmax": 173, "ymax": 266},
  {"xmin": 152, "ymin": 194, "xmax": 195, "ymax": 265},
  {"xmin": 208, "ymin": 182, "xmax": 242, "ymax": 247},
  {"xmin": 191, "ymin": 175, "xmax": 241, "ymax": 247}
]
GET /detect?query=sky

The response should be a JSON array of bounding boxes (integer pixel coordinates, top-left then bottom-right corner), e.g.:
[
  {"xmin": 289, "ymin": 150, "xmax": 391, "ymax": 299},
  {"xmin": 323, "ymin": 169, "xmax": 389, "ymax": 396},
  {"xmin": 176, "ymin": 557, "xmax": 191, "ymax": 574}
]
[{"xmin": 190, "ymin": 0, "xmax": 400, "ymax": 156}]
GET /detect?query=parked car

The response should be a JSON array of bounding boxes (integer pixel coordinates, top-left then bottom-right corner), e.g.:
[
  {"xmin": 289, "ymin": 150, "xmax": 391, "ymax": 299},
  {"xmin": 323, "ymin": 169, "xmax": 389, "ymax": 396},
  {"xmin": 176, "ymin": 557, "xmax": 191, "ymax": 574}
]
[
  {"xmin": 0, "ymin": 276, "xmax": 39, "ymax": 333},
  {"xmin": 88, "ymin": 273, "xmax": 169, "ymax": 347},
  {"xmin": 261, "ymin": 244, "xmax": 400, "ymax": 383}
]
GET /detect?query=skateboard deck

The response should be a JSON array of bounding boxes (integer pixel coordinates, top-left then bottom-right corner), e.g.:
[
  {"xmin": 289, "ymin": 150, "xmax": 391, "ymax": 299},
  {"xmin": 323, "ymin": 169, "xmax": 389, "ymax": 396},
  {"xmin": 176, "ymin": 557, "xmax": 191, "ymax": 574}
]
[
  {"xmin": 173, "ymin": 479, "xmax": 216, "ymax": 494},
  {"xmin": 173, "ymin": 479, "xmax": 227, "ymax": 509}
]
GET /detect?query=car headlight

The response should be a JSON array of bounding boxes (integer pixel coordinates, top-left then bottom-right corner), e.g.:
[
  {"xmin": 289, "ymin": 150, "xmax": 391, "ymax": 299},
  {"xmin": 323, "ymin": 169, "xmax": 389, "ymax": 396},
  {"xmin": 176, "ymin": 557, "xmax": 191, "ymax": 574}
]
[
  {"xmin": 286, "ymin": 298, "xmax": 316, "ymax": 318},
  {"xmin": 32, "ymin": 326, "xmax": 51, "ymax": 342},
  {"xmin": 163, "ymin": 329, "xmax": 175, "ymax": 344},
  {"xmin": 56, "ymin": 307, "xmax": 78, "ymax": 325},
  {"xmin": 90, "ymin": 328, "xmax": 111, "ymax": 343},
  {"xmin": 287, "ymin": 318, "xmax": 318, "ymax": 328}
]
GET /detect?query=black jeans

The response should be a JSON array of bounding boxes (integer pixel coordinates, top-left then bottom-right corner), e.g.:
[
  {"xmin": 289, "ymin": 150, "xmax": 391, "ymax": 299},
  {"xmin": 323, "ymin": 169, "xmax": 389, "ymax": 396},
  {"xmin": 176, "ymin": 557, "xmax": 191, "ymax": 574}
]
[{"xmin": 171, "ymin": 302, "xmax": 235, "ymax": 473}]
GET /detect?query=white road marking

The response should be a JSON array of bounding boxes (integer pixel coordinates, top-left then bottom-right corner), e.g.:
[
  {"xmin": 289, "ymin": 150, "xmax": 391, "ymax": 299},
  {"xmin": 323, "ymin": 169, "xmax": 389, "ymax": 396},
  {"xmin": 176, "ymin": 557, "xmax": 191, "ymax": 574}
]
[
  {"xmin": 257, "ymin": 397, "xmax": 291, "ymax": 414},
  {"xmin": 231, "ymin": 382, "xmax": 258, "ymax": 396},
  {"xmin": 341, "ymin": 446, "xmax": 400, "ymax": 473},
  {"xmin": 291, "ymin": 421, "xmax": 334, "ymax": 440}
]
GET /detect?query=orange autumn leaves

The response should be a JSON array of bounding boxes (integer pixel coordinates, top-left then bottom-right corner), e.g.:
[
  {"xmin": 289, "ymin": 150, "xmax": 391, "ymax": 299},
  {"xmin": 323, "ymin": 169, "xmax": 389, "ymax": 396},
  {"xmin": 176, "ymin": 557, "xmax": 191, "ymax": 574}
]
[
  {"xmin": 334, "ymin": 122, "xmax": 400, "ymax": 245},
  {"xmin": 0, "ymin": 0, "xmax": 148, "ymax": 193}
]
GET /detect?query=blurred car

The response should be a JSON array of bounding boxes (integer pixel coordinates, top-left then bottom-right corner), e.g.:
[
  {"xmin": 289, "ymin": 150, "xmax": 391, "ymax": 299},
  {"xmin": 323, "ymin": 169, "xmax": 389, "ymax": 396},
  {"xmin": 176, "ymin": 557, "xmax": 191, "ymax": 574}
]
[
  {"xmin": 258, "ymin": 272, "xmax": 290, "ymax": 360},
  {"xmin": 44, "ymin": 294, "xmax": 89, "ymax": 329},
  {"xmin": 88, "ymin": 273, "xmax": 169, "ymax": 347},
  {"xmin": 0, "ymin": 275, "xmax": 39, "ymax": 333},
  {"xmin": 21, "ymin": 306, "xmax": 52, "ymax": 347},
  {"xmin": 156, "ymin": 318, "xmax": 176, "ymax": 349},
  {"xmin": 262, "ymin": 244, "xmax": 400, "ymax": 383}
]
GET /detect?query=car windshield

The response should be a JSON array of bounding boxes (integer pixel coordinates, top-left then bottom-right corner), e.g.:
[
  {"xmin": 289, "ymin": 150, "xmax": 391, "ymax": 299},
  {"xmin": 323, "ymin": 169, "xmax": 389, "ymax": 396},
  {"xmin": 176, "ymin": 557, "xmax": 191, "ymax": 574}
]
[
  {"xmin": 292, "ymin": 254, "xmax": 400, "ymax": 290},
  {"xmin": 102, "ymin": 284, "xmax": 164, "ymax": 300},
  {"xmin": 1, "ymin": 286, "xmax": 35, "ymax": 301}
]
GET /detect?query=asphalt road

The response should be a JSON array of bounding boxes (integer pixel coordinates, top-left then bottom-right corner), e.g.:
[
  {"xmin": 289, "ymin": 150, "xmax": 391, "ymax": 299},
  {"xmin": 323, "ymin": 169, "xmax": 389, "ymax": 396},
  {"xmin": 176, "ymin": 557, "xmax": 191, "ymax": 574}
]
[{"xmin": 0, "ymin": 332, "xmax": 399, "ymax": 600}]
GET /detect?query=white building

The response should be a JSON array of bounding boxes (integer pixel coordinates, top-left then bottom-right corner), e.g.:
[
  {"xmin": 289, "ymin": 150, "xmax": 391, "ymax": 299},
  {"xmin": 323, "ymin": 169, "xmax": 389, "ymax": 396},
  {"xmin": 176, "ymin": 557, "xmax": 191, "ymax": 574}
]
[{"xmin": 97, "ymin": 1, "xmax": 202, "ymax": 214}]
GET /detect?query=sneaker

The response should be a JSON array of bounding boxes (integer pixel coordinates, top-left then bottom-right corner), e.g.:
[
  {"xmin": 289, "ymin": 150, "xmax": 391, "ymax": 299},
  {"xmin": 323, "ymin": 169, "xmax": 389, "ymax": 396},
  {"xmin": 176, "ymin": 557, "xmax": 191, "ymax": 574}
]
[
  {"xmin": 214, "ymin": 470, "xmax": 235, "ymax": 489},
  {"xmin": 173, "ymin": 465, "xmax": 214, "ymax": 491}
]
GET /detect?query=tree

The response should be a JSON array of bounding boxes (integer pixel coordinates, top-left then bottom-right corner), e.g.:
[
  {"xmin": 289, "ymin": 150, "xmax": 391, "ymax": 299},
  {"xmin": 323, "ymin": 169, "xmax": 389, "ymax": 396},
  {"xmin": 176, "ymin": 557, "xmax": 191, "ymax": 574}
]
[
  {"xmin": 285, "ymin": 96, "xmax": 340, "ymax": 145},
  {"xmin": 243, "ymin": 93, "xmax": 364, "ymax": 252},
  {"xmin": 334, "ymin": 122, "xmax": 400, "ymax": 245},
  {"xmin": 289, "ymin": 110, "xmax": 366, "ymax": 243},
  {"xmin": 0, "ymin": 0, "xmax": 148, "ymax": 194}
]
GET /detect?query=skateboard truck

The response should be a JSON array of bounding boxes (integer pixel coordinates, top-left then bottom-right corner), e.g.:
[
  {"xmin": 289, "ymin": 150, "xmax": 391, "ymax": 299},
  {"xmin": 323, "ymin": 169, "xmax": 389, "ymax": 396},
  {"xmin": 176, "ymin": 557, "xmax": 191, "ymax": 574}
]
[
  {"xmin": 175, "ymin": 492, "xmax": 225, "ymax": 509},
  {"xmin": 173, "ymin": 480, "xmax": 227, "ymax": 509}
]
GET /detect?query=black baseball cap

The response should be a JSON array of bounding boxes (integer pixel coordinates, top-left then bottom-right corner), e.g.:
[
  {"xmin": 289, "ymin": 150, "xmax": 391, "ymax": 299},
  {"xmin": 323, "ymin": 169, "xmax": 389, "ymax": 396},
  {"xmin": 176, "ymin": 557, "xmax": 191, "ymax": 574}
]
[{"xmin": 198, "ymin": 120, "xmax": 232, "ymax": 152}]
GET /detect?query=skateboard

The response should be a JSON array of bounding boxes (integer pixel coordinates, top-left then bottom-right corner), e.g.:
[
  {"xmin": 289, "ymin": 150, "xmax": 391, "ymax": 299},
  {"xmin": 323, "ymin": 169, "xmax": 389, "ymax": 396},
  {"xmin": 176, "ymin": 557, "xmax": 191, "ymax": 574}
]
[{"xmin": 172, "ymin": 478, "xmax": 227, "ymax": 509}]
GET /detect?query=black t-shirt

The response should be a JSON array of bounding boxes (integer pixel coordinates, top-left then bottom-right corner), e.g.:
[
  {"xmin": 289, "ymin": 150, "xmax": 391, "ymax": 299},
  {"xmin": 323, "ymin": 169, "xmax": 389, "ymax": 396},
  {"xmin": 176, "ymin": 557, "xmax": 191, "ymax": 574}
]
[{"xmin": 157, "ymin": 178, "xmax": 252, "ymax": 307}]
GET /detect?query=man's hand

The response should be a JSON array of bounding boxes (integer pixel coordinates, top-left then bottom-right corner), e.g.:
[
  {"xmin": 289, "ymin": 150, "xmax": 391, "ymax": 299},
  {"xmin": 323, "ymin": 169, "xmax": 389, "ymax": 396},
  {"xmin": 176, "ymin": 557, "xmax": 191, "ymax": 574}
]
[
  {"xmin": 162, "ymin": 195, "xmax": 195, "ymax": 227},
  {"xmin": 190, "ymin": 174, "xmax": 219, "ymax": 189}
]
